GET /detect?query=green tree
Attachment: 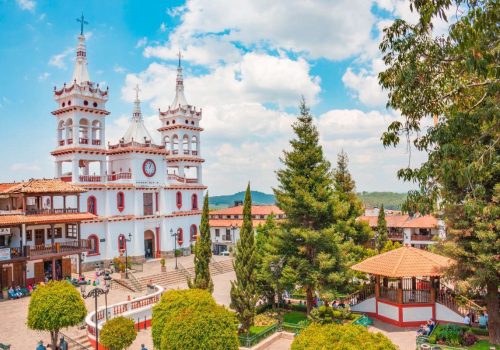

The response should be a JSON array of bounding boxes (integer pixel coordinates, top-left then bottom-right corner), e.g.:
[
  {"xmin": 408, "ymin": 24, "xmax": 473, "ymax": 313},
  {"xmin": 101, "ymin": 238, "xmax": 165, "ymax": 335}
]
[
  {"xmin": 255, "ymin": 213, "xmax": 278, "ymax": 305},
  {"xmin": 380, "ymin": 240, "xmax": 402, "ymax": 253},
  {"xmin": 378, "ymin": 0, "xmax": 499, "ymax": 343},
  {"xmin": 27, "ymin": 281, "xmax": 87, "ymax": 349},
  {"xmin": 152, "ymin": 289, "xmax": 216, "ymax": 349},
  {"xmin": 274, "ymin": 99, "xmax": 345, "ymax": 314},
  {"xmin": 189, "ymin": 193, "xmax": 214, "ymax": 292},
  {"xmin": 291, "ymin": 323, "xmax": 397, "ymax": 350},
  {"xmin": 160, "ymin": 304, "xmax": 238, "ymax": 350},
  {"xmin": 333, "ymin": 151, "xmax": 373, "ymax": 245},
  {"xmin": 375, "ymin": 205, "xmax": 388, "ymax": 252},
  {"xmin": 100, "ymin": 316, "xmax": 137, "ymax": 350},
  {"xmin": 230, "ymin": 184, "xmax": 258, "ymax": 333}
]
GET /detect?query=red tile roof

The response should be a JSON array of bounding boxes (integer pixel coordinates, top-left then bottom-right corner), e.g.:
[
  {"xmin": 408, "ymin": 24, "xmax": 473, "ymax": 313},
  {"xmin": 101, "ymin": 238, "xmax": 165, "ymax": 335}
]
[
  {"xmin": 1, "ymin": 179, "xmax": 87, "ymax": 194},
  {"xmin": 209, "ymin": 219, "xmax": 271, "ymax": 228},
  {"xmin": 0, "ymin": 212, "xmax": 96, "ymax": 226},
  {"xmin": 210, "ymin": 205, "xmax": 284, "ymax": 216},
  {"xmin": 0, "ymin": 183, "xmax": 19, "ymax": 193},
  {"xmin": 351, "ymin": 246, "xmax": 454, "ymax": 277},
  {"xmin": 358, "ymin": 214, "xmax": 438, "ymax": 229}
]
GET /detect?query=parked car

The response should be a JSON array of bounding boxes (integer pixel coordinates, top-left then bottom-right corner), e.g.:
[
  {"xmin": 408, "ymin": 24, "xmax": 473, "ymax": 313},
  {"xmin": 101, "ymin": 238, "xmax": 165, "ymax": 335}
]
[{"xmin": 220, "ymin": 251, "xmax": 230, "ymax": 256}]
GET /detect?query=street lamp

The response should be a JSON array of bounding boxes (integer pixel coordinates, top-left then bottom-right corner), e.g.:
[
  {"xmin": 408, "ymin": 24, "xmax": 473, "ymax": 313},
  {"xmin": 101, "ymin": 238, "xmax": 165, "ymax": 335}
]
[
  {"xmin": 119, "ymin": 233, "xmax": 132, "ymax": 278},
  {"xmin": 80, "ymin": 284, "xmax": 109, "ymax": 350},
  {"xmin": 170, "ymin": 228, "xmax": 178, "ymax": 269},
  {"xmin": 103, "ymin": 271, "xmax": 112, "ymax": 321}
]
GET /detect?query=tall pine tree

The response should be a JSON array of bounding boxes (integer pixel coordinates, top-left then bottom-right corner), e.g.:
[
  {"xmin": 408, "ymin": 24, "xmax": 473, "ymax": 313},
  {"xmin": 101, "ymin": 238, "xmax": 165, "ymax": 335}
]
[
  {"xmin": 375, "ymin": 204, "xmax": 388, "ymax": 252},
  {"xmin": 230, "ymin": 184, "xmax": 257, "ymax": 333},
  {"xmin": 274, "ymin": 99, "xmax": 344, "ymax": 314},
  {"xmin": 188, "ymin": 194, "xmax": 214, "ymax": 292}
]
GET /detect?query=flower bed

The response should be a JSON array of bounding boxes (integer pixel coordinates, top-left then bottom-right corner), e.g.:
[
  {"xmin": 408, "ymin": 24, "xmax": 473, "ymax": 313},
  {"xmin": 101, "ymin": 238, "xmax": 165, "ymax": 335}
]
[{"xmin": 422, "ymin": 324, "xmax": 498, "ymax": 350}]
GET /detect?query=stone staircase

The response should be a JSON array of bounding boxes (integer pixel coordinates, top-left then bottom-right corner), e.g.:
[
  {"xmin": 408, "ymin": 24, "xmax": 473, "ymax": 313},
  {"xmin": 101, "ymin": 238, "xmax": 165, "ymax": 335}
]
[
  {"xmin": 131, "ymin": 258, "xmax": 234, "ymax": 291},
  {"xmin": 60, "ymin": 331, "xmax": 91, "ymax": 350}
]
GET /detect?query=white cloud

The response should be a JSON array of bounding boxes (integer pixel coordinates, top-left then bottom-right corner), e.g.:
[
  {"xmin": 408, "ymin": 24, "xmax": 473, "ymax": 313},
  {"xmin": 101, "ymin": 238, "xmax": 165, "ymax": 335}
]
[
  {"xmin": 136, "ymin": 37, "xmax": 148, "ymax": 48},
  {"xmin": 114, "ymin": 65, "xmax": 126, "ymax": 74},
  {"xmin": 16, "ymin": 0, "xmax": 36, "ymax": 11},
  {"xmin": 38, "ymin": 72, "xmax": 50, "ymax": 81},
  {"xmin": 342, "ymin": 67, "xmax": 387, "ymax": 107},
  {"xmin": 48, "ymin": 48, "xmax": 72, "ymax": 69},
  {"xmin": 10, "ymin": 162, "xmax": 41, "ymax": 172},
  {"xmin": 148, "ymin": 0, "xmax": 375, "ymax": 61},
  {"xmin": 160, "ymin": 22, "xmax": 167, "ymax": 32}
]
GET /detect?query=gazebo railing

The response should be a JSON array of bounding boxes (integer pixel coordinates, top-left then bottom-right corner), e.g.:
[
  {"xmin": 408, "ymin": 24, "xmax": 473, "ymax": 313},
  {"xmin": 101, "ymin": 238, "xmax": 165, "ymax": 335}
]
[
  {"xmin": 345, "ymin": 284, "xmax": 375, "ymax": 306},
  {"xmin": 380, "ymin": 287, "xmax": 398, "ymax": 302}
]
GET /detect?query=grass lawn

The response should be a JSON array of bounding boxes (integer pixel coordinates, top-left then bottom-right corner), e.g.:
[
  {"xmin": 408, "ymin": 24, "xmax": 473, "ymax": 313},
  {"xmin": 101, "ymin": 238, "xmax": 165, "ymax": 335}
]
[
  {"xmin": 283, "ymin": 311, "xmax": 308, "ymax": 324},
  {"xmin": 248, "ymin": 324, "xmax": 275, "ymax": 337},
  {"xmin": 468, "ymin": 340, "xmax": 499, "ymax": 350}
]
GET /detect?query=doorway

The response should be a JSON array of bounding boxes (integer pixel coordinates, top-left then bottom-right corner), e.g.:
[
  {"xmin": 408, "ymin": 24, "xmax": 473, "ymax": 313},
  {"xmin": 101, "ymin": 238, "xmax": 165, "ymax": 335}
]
[
  {"xmin": 35, "ymin": 229, "xmax": 45, "ymax": 246},
  {"xmin": 144, "ymin": 230, "xmax": 155, "ymax": 259}
]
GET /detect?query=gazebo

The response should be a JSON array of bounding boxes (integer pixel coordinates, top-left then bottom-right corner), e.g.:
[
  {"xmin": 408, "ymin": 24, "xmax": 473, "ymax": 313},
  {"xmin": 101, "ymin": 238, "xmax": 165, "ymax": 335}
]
[{"xmin": 349, "ymin": 246, "xmax": 463, "ymax": 327}]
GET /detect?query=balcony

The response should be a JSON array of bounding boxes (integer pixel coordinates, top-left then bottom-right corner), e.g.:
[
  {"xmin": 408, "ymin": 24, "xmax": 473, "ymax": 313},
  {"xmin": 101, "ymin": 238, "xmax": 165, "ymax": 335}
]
[
  {"xmin": 388, "ymin": 232, "xmax": 404, "ymax": 240},
  {"xmin": 92, "ymin": 139, "xmax": 101, "ymax": 145},
  {"xmin": 411, "ymin": 234, "xmax": 434, "ymax": 241},
  {"xmin": 58, "ymin": 140, "xmax": 65, "ymax": 146},
  {"xmin": 79, "ymin": 137, "xmax": 89, "ymax": 144},
  {"xmin": 60, "ymin": 176, "xmax": 72, "ymax": 182},
  {"xmin": 0, "ymin": 246, "xmax": 29, "ymax": 261},
  {"xmin": 107, "ymin": 172, "xmax": 132, "ymax": 181},
  {"xmin": 25, "ymin": 208, "xmax": 79, "ymax": 215},
  {"xmin": 67, "ymin": 139, "xmax": 73, "ymax": 145},
  {"xmin": 167, "ymin": 174, "xmax": 198, "ymax": 184},
  {"xmin": 79, "ymin": 175, "xmax": 102, "ymax": 182},
  {"xmin": 29, "ymin": 239, "xmax": 90, "ymax": 260}
]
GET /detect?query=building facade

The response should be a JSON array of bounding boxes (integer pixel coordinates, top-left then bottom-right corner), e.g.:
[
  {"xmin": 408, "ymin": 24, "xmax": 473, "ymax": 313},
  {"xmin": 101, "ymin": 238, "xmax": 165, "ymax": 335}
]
[
  {"xmin": 48, "ymin": 32, "xmax": 205, "ymax": 269},
  {"xmin": 209, "ymin": 204, "xmax": 284, "ymax": 254},
  {"xmin": 0, "ymin": 179, "xmax": 94, "ymax": 289},
  {"xmin": 359, "ymin": 213, "xmax": 446, "ymax": 248}
]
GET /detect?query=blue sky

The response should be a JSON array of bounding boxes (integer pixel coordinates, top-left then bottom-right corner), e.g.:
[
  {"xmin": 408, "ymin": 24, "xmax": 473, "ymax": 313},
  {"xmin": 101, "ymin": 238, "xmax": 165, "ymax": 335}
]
[{"xmin": 0, "ymin": 0, "xmax": 435, "ymax": 195}]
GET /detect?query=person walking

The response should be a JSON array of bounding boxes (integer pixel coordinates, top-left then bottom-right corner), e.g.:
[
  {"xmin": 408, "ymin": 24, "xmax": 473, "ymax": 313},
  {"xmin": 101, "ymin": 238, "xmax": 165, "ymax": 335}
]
[
  {"xmin": 140, "ymin": 344, "xmax": 148, "ymax": 350},
  {"xmin": 35, "ymin": 340, "xmax": 46, "ymax": 350}
]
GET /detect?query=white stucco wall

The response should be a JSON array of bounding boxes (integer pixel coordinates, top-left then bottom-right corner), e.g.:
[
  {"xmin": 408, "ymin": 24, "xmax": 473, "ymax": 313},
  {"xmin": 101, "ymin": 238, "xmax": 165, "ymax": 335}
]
[
  {"xmin": 377, "ymin": 301, "xmax": 399, "ymax": 321},
  {"xmin": 436, "ymin": 303, "xmax": 464, "ymax": 323},
  {"xmin": 351, "ymin": 297, "xmax": 376, "ymax": 313},
  {"xmin": 403, "ymin": 306, "xmax": 433, "ymax": 322}
]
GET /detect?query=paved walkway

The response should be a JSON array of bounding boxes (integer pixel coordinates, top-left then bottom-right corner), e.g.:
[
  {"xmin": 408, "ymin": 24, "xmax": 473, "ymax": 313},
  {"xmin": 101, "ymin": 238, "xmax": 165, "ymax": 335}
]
[{"xmin": 368, "ymin": 319, "xmax": 417, "ymax": 350}]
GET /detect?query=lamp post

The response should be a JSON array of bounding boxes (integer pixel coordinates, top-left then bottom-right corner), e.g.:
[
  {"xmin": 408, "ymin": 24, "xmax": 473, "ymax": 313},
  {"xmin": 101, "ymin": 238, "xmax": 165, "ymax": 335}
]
[
  {"xmin": 119, "ymin": 233, "xmax": 132, "ymax": 278},
  {"xmin": 80, "ymin": 284, "xmax": 109, "ymax": 350},
  {"xmin": 170, "ymin": 228, "xmax": 178, "ymax": 269}
]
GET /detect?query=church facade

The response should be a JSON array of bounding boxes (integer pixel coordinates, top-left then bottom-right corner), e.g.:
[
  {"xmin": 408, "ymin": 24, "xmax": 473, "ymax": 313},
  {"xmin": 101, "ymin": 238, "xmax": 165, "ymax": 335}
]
[{"xmin": 50, "ymin": 31, "xmax": 205, "ymax": 270}]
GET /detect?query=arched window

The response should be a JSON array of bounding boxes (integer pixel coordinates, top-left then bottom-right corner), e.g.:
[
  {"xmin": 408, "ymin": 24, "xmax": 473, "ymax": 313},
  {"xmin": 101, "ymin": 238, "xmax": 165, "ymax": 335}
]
[
  {"xmin": 87, "ymin": 196, "xmax": 97, "ymax": 215},
  {"xmin": 117, "ymin": 192, "xmax": 125, "ymax": 212},
  {"xmin": 79, "ymin": 118, "xmax": 89, "ymax": 144},
  {"xmin": 190, "ymin": 225, "xmax": 197, "ymax": 241},
  {"xmin": 182, "ymin": 135, "xmax": 189, "ymax": 153},
  {"xmin": 172, "ymin": 135, "xmax": 179, "ymax": 154},
  {"xmin": 91, "ymin": 120, "xmax": 101, "ymax": 145},
  {"xmin": 118, "ymin": 234, "xmax": 126, "ymax": 251},
  {"xmin": 191, "ymin": 136, "xmax": 198, "ymax": 155},
  {"xmin": 191, "ymin": 194, "xmax": 198, "ymax": 210},
  {"xmin": 58, "ymin": 120, "xmax": 65, "ymax": 144},
  {"xmin": 66, "ymin": 119, "xmax": 73, "ymax": 142},
  {"xmin": 88, "ymin": 234, "xmax": 100, "ymax": 255},
  {"xmin": 164, "ymin": 136, "xmax": 171, "ymax": 151},
  {"xmin": 176, "ymin": 191, "xmax": 182, "ymax": 209},
  {"xmin": 177, "ymin": 228, "xmax": 183, "ymax": 245}
]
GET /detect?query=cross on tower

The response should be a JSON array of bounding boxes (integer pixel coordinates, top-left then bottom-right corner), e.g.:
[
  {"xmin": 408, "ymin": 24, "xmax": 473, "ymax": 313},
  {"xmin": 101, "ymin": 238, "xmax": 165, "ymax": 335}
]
[
  {"xmin": 76, "ymin": 13, "xmax": 88, "ymax": 36},
  {"xmin": 134, "ymin": 84, "xmax": 141, "ymax": 101}
]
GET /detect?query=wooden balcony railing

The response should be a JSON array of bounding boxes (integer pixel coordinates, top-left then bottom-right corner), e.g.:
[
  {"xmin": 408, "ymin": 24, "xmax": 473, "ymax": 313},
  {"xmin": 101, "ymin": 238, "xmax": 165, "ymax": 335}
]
[
  {"xmin": 411, "ymin": 234, "xmax": 434, "ymax": 241},
  {"xmin": 92, "ymin": 139, "xmax": 101, "ymax": 145},
  {"xmin": 60, "ymin": 176, "xmax": 72, "ymax": 182},
  {"xmin": 107, "ymin": 172, "xmax": 132, "ymax": 181},
  {"xmin": 67, "ymin": 139, "xmax": 73, "ymax": 145},
  {"xmin": 59, "ymin": 140, "xmax": 65, "ymax": 146},
  {"xmin": 79, "ymin": 175, "xmax": 102, "ymax": 182},
  {"xmin": 388, "ymin": 232, "xmax": 404, "ymax": 240},
  {"xmin": 79, "ymin": 138, "xmax": 89, "ymax": 144},
  {"xmin": 192, "ymin": 150, "xmax": 198, "ymax": 156},
  {"xmin": 167, "ymin": 174, "xmax": 198, "ymax": 184},
  {"xmin": 344, "ymin": 284, "xmax": 375, "ymax": 306},
  {"xmin": 29, "ymin": 239, "xmax": 90, "ymax": 259},
  {"xmin": 25, "ymin": 208, "xmax": 79, "ymax": 215}
]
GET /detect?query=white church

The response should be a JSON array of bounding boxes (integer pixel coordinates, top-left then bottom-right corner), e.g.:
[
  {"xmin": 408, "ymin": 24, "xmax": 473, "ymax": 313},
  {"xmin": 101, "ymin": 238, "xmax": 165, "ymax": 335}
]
[{"xmin": 51, "ymin": 30, "xmax": 205, "ymax": 269}]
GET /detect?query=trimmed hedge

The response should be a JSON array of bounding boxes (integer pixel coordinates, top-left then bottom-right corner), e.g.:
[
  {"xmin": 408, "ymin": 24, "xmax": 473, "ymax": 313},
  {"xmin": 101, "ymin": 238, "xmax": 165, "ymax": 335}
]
[
  {"xmin": 160, "ymin": 304, "xmax": 238, "ymax": 350},
  {"xmin": 291, "ymin": 323, "xmax": 397, "ymax": 350},
  {"xmin": 100, "ymin": 316, "xmax": 137, "ymax": 350},
  {"xmin": 151, "ymin": 289, "xmax": 216, "ymax": 349}
]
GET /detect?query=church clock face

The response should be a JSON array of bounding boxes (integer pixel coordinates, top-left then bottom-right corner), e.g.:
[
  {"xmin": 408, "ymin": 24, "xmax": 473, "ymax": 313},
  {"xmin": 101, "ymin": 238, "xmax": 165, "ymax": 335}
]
[{"xmin": 142, "ymin": 159, "xmax": 156, "ymax": 177}]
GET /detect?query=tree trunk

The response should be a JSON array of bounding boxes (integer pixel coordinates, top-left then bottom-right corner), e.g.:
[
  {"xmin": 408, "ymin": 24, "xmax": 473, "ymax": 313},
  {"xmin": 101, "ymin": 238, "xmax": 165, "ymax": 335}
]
[
  {"xmin": 486, "ymin": 281, "xmax": 499, "ymax": 345},
  {"xmin": 50, "ymin": 330, "xmax": 58, "ymax": 350},
  {"xmin": 306, "ymin": 286, "xmax": 314, "ymax": 315}
]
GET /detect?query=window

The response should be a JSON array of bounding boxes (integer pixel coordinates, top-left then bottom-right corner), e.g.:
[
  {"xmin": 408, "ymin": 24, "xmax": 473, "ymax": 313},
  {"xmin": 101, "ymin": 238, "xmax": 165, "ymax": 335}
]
[
  {"xmin": 190, "ymin": 225, "xmax": 197, "ymax": 241},
  {"xmin": 26, "ymin": 230, "xmax": 33, "ymax": 241},
  {"xmin": 66, "ymin": 224, "xmax": 77, "ymax": 239},
  {"xmin": 118, "ymin": 234, "xmax": 127, "ymax": 251},
  {"xmin": 87, "ymin": 196, "xmax": 97, "ymax": 215},
  {"xmin": 83, "ymin": 100, "xmax": 89, "ymax": 106},
  {"xmin": 215, "ymin": 229, "xmax": 220, "ymax": 237},
  {"xmin": 225, "ymin": 229, "xmax": 231, "ymax": 241},
  {"xmin": 88, "ymin": 234, "xmax": 99, "ymax": 255},
  {"xmin": 177, "ymin": 228, "xmax": 183, "ymax": 245},
  {"xmin": 48, "ymin": 227, "xmax": 62, "ymax": 239},
  {"xmin": 117, "ymin": 192, "xmax": 125, "ymax": 212},
  {"xmin": 176, "ymin": 192, "xmax": 182, "ymax": 209},
  {"xmin": 191, "ymin": 194, "xmax": 198, "ymax": 210},
  {"xmin": 93, "ymin": 102, "xmax": 98, "ymax": 108},
  {"xmin": 143, "ymin": 193, "xmax": 153, "ymax": 215}
]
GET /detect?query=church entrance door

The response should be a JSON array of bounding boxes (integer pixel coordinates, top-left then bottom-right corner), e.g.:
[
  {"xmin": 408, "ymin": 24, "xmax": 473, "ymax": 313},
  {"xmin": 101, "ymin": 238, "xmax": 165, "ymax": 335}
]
[{"xmin": 144, "ymin": 230, "xmax": 155, "ymax": 259}]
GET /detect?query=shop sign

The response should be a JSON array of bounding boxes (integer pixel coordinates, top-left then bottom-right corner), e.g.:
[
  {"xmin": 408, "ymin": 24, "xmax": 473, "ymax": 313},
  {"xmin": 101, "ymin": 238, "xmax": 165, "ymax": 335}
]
[
  {"xmin": 0, "ymin": 248, "xmax": 11, "ymax": 261},
  {"xmin": 0, "ymin": 228, "xmax": 10, "ymax": 235}
]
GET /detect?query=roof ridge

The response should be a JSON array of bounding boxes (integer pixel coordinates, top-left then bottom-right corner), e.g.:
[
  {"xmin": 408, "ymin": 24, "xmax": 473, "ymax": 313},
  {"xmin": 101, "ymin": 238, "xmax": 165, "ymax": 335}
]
[
  {"xmin": 412, "ymin": 246, "xmax": 446, "ymax": 265},
  {"xmin": 391, "ymin": 247, "xmax": 407, "ymax": 275}
]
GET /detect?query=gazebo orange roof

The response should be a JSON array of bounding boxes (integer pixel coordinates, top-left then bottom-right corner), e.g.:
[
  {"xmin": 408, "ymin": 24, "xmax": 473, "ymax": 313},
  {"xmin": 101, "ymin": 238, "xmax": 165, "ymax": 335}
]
[{"xmin": 351, "ymin": 246, "xmax": 454, "ymax": 278}]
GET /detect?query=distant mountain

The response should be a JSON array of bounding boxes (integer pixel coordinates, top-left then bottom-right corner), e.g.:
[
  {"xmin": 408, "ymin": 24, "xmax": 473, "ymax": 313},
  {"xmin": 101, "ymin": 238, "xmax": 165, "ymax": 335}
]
[
  {"xmin": 209, "ymin": 191, "xmax": 275, "ymax": 209},
  {"xmin": 209, "ymin": 190, "xmax": 407, "ymax": 211}
]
